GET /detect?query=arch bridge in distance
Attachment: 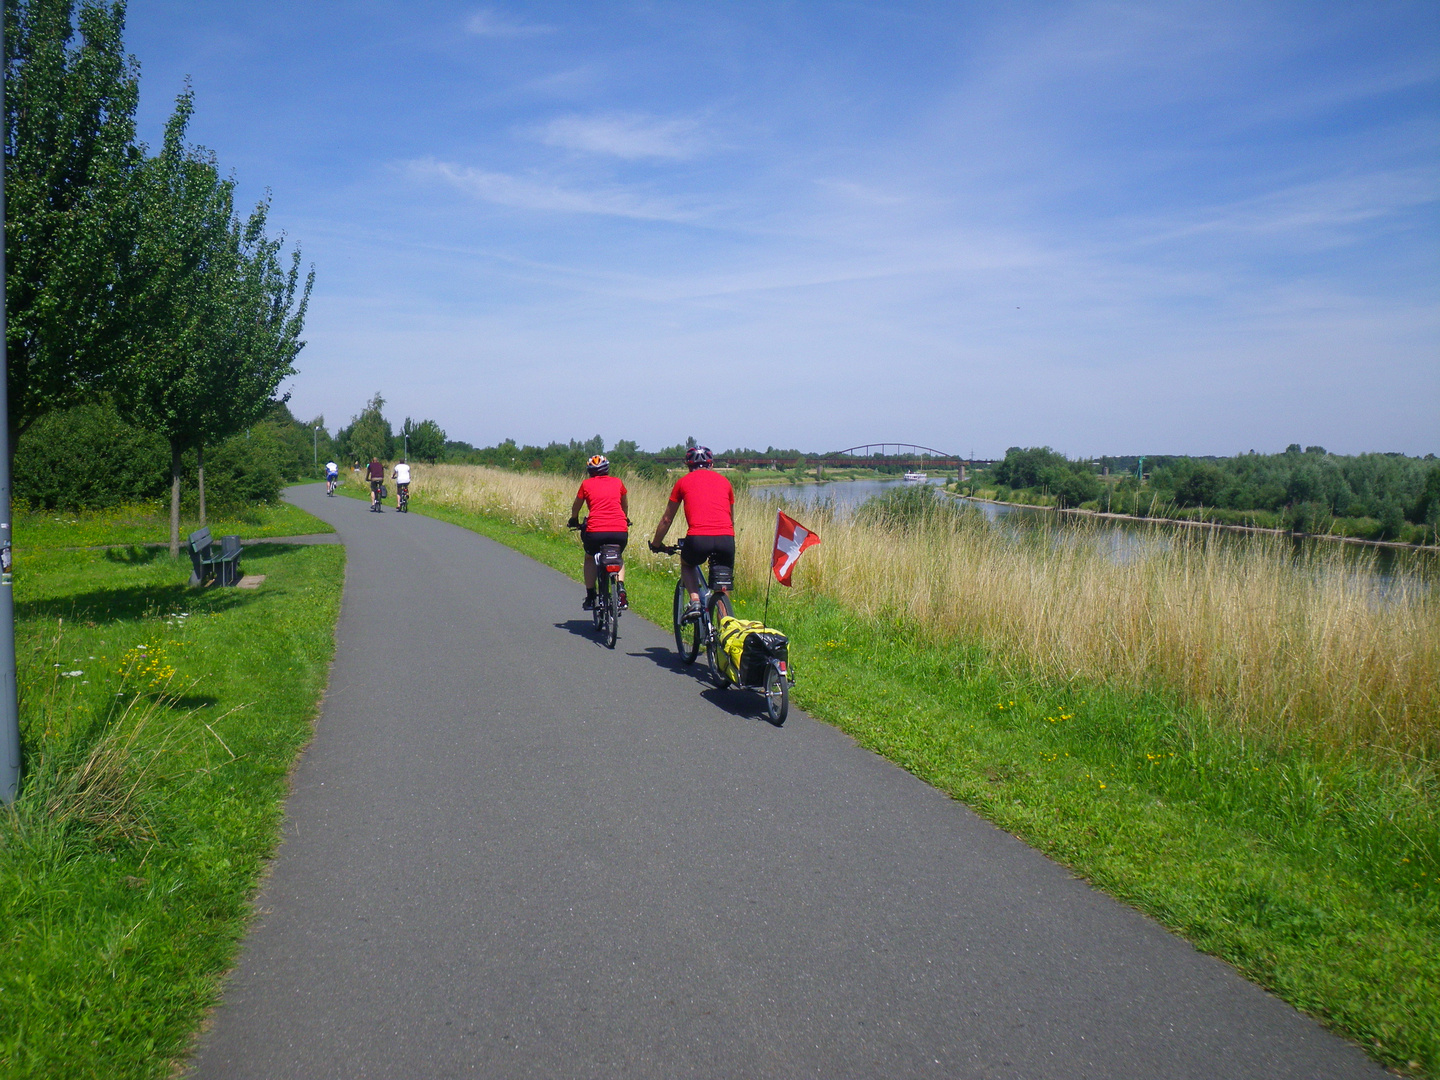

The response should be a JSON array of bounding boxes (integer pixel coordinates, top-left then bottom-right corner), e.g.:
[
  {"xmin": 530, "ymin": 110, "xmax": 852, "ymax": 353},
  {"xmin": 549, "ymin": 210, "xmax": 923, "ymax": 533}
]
[{"xmin": 655, "ymin": 443, "xmax": 998, "ymax": 472}]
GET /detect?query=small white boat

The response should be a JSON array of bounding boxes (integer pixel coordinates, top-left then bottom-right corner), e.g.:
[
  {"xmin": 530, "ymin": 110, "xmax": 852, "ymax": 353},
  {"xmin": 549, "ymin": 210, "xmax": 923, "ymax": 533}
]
[{"xmin": 903, "ymin": 471, "xmax": 928, "ymax": 482}]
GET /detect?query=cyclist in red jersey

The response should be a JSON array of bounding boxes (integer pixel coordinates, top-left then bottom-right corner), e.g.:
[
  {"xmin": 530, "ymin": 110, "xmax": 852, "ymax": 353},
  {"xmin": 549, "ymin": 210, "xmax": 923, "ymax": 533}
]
[
  {"xmin": 649, "ymin": 445, "xmax": 735, "ymax": 616},
  {"xmin": 568, "ymin": 455, "xmax": 630, "ymax": 610}
]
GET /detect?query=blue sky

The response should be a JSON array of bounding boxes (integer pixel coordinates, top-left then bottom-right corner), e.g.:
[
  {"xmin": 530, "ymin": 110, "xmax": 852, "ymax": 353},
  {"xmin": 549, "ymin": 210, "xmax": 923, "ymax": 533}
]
[{"xmin": 123, "ymin": 1, "xmax": 1439, "ymax": 457}]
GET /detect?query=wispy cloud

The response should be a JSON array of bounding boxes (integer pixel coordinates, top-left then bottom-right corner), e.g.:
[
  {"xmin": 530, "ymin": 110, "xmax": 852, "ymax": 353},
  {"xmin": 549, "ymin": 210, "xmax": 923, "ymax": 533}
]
[
  {"xmin": 405, "ymin": 158, "xmax": 700, "ymax": 222},
  {"xmin": 537, "ymin": 113, "xmax": 707, "ymax": 160},
  {"xmin": 464, "ymin": 9, "xmax": 551, "ymax": 38}
]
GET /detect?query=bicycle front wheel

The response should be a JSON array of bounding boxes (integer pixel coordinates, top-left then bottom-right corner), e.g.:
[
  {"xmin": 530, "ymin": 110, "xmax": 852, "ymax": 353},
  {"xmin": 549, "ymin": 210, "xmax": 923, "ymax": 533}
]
[
  {"xmin": 673, "ymin": 581, "xmax": 700, "ymax": 663},
  {"xmin": 763, "ymin": 663, "xmax": 790, "ymax": 725},
  {"xmin": 705, "ymin": 592, "xmax": 734, "ymax": 686}
]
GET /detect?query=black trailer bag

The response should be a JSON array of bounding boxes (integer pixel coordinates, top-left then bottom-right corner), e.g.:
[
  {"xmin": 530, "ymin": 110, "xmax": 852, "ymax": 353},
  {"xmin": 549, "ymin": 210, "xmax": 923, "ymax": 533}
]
[{"xmin": 739, "ymin": 629, "xmax": 789, "ymax": 685}]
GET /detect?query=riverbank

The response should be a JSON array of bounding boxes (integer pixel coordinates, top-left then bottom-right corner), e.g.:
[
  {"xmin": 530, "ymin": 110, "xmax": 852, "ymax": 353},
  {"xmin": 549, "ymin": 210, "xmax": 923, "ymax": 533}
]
[
  {"xmin": 354, "ymin": 466, "xmax": 1439, "ymax": 1077},
  {"xmin": 948, "ymin": 490, "xmax": 1440, "ymax": 555}
]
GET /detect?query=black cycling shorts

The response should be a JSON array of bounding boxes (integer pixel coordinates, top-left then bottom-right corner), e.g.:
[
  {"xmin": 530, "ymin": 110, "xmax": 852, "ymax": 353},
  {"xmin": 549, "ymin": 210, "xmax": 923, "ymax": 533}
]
[
  {"xmin": 680, "ymin": 534, "xmax": 735, "ymax": 570},
  {"xmin": 582, "ymin": 531, "xmax": 628, "ymax": 556}
]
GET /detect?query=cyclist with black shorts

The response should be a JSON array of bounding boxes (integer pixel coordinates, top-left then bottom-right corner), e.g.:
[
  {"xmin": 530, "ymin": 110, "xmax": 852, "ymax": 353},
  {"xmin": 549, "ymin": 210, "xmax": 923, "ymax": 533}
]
[
  {"xmin": 649, "ymin": 445, "xmax": 735, "ymax": 616},
  {"xmin": 568, "ymin": 455, "xmax": 630, "ymax": 610},
  {"xmin": 366, "ymin": 457, "xmax": 384, "ymax": 512}
]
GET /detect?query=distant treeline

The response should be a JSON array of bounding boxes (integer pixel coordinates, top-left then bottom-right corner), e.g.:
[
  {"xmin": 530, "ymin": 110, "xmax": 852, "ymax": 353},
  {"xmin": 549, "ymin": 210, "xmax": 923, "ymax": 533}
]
[{"xmin": 978, "ymin": 445, "xmax": 1440, "ymax": 544}]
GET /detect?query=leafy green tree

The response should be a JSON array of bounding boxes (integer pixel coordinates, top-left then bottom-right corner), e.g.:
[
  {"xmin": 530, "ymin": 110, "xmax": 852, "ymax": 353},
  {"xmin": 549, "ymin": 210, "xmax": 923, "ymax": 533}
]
[
  {"xmin": 4, "ymin": 0, "xmax": 141, "ymax": 454},
  {"xmin": 190, "ymin": 193, "xmax": 312, "ymax": 522},
  {"xmin": 115, "ymin": 92, "xmax": 311, "ymax": 552},
  {"xmin": 994, "ymin": 446, "xmax": 1069, "ymax": 489},
  {"xmin": 1411, "ymin": 467, "xmax": 1440, "ymax": 530},
  {"xmin": 400, "ymin": 417, "xmax": 446, "ymax": 463},
  {"xmin": 339, "ymin": 393, "xmax": 392, "ymax": 465},
  {"xmin": 1174, "ymin": 463, "xmax": 1225, "ymax": 507},
  {"xmin": 1041, "ymin": 465, "xmax": 1101, "ymax": 508}
]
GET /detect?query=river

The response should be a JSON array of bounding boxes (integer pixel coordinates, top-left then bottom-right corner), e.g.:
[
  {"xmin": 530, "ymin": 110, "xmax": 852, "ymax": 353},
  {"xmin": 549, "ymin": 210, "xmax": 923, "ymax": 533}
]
[{"xmin": 750, "ymin": 476, "xmax": 1436, "ymax": 583}]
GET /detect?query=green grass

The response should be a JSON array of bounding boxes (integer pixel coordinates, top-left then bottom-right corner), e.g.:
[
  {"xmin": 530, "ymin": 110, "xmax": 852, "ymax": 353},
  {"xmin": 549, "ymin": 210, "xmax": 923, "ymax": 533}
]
[
  {"xmin": 15, "ymin": 499, "xmax": 334, "ymax": 551},
  {"xmin": 1, "ymin": 525, "xmax": 344, "ymax": 1078},
  {"xmin": 394, "ymin": 485, "xmax": 1440, "ymax": 1078}
]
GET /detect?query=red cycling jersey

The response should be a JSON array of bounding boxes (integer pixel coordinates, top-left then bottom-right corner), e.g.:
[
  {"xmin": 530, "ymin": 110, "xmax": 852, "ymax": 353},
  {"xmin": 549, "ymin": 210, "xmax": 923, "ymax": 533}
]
[
  {"xmin": 576, "ymin": 476, "xmax": 629, "ymax": 532},
  {"xmin": 667, "ymin": 469, "xmax": 735, "ymax": 536}
]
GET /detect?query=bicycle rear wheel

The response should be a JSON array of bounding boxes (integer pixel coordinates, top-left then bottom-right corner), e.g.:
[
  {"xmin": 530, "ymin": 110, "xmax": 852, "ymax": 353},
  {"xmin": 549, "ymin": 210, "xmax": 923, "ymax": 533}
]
[
  {"xmin": 603, "ymin": 577, "xmax": 619, "ymax": 649},
  {"xmin": 705, "ymin": 592, "xmax": 734, "ymax": 686},
  {"xmin": 763, "ymin": 663, "xmax": 790, "ymax": 725},
  {"xmin": 673, "ymin": 581, "xmax": 700, "ymax": 663}
]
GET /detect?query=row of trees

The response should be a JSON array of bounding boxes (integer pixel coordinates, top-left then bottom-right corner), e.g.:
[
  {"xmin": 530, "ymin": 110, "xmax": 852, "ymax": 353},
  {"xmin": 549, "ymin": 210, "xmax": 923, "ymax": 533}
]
[
  {"xmin": 7, "ymin": 0, "xmax": 312, "ymax": 551},
  {"xmin": 331, "ymin": 394, "xmax": 447, "ymax": 466},
  {"xmin": 980, "ymin": 446, "xmax": 1440, "ymax": 541}
]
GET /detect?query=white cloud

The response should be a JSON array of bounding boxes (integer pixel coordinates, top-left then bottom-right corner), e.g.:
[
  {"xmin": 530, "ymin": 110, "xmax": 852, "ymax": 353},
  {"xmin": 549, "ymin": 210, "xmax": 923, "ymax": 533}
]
[
  {"xmin": 464, "ymin": 9, "xmax": 551, "ymax": 38},
  {"xmin": 404, "ymin": 158, "xmax": 700, "ymax": 222},
  {"xmin": 538, "ymin": 113, "xmax": 707, "ymax": 160}
]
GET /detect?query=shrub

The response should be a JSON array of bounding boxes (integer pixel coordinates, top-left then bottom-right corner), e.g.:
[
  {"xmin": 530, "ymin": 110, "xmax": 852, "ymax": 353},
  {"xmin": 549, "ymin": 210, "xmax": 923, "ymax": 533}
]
[{"xmin": 13, "ymin": 400, "xmax": 169, "ymax": 510}]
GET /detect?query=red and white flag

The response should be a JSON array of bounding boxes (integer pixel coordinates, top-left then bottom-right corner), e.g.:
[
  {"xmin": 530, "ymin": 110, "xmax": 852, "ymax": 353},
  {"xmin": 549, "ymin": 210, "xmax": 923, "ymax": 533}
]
[{"xmin": 772, "ymin": 510, "xmax": 821, "ymax": 587}]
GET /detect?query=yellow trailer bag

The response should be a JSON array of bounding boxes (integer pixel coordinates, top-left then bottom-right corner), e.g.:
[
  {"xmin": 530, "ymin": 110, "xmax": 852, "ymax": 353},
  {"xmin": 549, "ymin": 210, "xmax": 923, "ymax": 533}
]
[
  {"xmin": 718, "ymin": 617, "xmax": 762, "ymax": 675},
  {"xmin": 717, "ymin": 616, "xmax": 789, "ymax": 683}
]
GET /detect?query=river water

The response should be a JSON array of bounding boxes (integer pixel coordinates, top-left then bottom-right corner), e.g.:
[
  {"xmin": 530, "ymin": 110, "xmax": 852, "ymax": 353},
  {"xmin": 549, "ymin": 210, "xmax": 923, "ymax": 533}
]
[{"xmin": 751, "ymin": 477, "xmax": 1435, "ymax": 584}]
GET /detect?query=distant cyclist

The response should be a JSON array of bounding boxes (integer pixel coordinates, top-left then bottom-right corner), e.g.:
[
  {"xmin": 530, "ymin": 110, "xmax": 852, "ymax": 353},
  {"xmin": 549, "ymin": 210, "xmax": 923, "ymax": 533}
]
[
  {"xmin": 392, "ymin": 458, "xmax": 411, "ymax": 509},
  {"xmin": 568, "ymin": 455, "xmax": 629, "ymax": 610},
  {"xmin": 366, "ymin": 457, "xmax": 384, "ymax": 512},
  {"xmin": 325, "ymin": 460, "xmax": 339, "ymax": 496},
  {"xmin": 649, "ymin": 445, "xmax": 735, "ymax": 616}
]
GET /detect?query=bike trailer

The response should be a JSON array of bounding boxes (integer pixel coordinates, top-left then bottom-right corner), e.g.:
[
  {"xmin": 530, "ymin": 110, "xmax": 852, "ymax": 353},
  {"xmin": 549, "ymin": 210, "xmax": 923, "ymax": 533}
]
[
  {"xmin": 718, "ymin": 616, "xmax": 789, "ymax": 685},
  {"xmin": 594, "ymin": 544, "xmax": 624, "ymax": 574}
]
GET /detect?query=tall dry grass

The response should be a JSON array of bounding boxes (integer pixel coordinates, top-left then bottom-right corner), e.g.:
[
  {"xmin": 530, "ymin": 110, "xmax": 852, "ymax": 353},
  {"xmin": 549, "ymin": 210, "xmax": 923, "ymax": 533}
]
[{"xmin": 407, "ymin": 464, "xmax": 1440, "ymax": 759}]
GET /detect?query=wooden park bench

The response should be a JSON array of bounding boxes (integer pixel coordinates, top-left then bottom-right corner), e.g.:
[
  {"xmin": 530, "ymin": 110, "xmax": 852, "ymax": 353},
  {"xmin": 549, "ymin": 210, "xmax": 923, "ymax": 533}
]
[{"xmin": 187, "ymin": 527, "xmax": 243, "ymax": 587}]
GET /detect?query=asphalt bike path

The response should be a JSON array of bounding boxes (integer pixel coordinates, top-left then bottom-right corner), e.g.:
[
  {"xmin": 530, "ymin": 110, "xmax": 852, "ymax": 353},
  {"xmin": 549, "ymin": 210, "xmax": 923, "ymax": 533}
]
[{"xmin": 189, "ymin": 483, "xmax": 1383, "ymax": 1079}]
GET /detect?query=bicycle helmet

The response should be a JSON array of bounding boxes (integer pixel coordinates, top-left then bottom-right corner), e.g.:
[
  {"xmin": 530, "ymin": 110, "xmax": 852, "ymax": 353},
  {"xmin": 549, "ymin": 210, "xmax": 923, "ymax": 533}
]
[
  {"xmin": 586, "ymin": 454, "xmax": 610, "ymax": 476},
  {"xmin": 684, "ymin": 445, "xmax": 713, "ymax": 469}
]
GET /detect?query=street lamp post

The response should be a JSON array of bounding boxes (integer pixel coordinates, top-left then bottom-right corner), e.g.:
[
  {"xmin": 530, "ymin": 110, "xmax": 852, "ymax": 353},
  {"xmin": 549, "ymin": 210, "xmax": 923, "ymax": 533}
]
[
  {"xmin": 1, "ymin": 17, "xmax": 21, "ymax": 803},
  {"xmin": 313, "ymin": 426, "xmax": 319, "ymax": 467}
]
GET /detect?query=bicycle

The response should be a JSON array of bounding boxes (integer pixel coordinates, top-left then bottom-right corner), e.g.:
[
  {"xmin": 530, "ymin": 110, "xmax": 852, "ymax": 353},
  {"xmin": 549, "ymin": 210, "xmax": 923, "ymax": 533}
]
[
  {"xmin": 569, "ymin": 523, "xmax": 623, "ymax": 649},
  {"xmin": 656, "ymin": 540, "xmax": 790, "ymax": 723},
  {"xmin": 369, "ymin": 481, "xmax": 385, "ymax": 512},
  {"xmin": 396, "ymin": 484, "xmax": 409, "ymax": 513},
  {"xmin": 656, "ymin": 540, "xmax": 734, "ymax": 687},
  {"xmin": 325, "ymin": 473, "xmax": 338, "ymax": 496}
]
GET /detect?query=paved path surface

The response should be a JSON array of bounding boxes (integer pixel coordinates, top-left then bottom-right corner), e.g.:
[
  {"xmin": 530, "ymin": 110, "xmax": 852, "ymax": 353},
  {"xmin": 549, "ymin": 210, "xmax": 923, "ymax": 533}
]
[{"xmin": 190, "ymin": 485, "xmax": 1384, "ymax": 1079}]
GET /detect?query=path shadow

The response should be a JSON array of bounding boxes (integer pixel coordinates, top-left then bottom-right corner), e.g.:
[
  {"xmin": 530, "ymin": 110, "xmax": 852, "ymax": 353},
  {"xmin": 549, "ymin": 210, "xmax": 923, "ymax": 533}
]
[
  {"xmin": 18, "ymin": 581, "xmax": 258, "ymax": 626},
  {"xmin": 553, "ymin": 619, "xmax": 612, "ymax": 648},
  {"xmin": 698, "ymin": 684, "xmax": 773, "ymax": 723},
  {"xmin": 103, "ymin": 546, "xmax": 168, "ymax": 566},
  {"xmin": 165, "ymin": 694, "xmax": 221, "ymax": 711},
  {"xmin": 631, "ymin": 646, "xmax": 779, "ymax": 725}
]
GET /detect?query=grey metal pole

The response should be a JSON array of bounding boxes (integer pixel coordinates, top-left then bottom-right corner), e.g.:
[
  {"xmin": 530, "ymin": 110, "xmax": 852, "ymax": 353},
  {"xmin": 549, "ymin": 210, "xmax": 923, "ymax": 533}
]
[
  {"xmin": 1, "ymin": 14, "xmax": 22, "ymax": 805},
  {"xmin": 313, "ymin": 425, "xmax": 318, "ymax": 466}
]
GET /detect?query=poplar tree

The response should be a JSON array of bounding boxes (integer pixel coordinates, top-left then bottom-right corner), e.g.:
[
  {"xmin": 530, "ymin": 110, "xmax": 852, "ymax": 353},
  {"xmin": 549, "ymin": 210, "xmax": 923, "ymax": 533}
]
[
  {"xmin": 115, "ymin": 92, "xmax": 312, "ymax": 554},
  {"xmin": 4, "ymin": 0, "xmax": 140, "ymax": 454}
]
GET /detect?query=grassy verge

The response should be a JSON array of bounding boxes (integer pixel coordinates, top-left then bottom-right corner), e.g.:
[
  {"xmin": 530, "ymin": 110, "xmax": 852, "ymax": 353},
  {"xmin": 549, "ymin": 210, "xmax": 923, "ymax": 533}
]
[
  {"xmin": 15, "ymin": 499, "xmax": 334, "ymax": 550},
  {"xmin": 1, "ymin": 523, "xmax": 344, "ymax": 1078},
  {"xmin": 382, "ymin": 481, "xmax": 1438, "ymax": 1077}
]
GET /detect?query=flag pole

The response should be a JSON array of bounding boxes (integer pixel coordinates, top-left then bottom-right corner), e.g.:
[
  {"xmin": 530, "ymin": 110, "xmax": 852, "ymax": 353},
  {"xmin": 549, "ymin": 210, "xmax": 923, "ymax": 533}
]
[{"xmin": 763, "ymin": 510, "xmax": 778, "ymax": 626}]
